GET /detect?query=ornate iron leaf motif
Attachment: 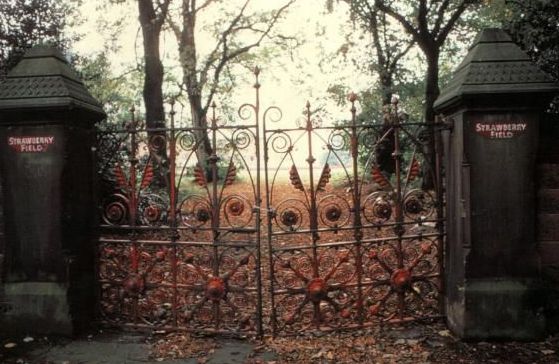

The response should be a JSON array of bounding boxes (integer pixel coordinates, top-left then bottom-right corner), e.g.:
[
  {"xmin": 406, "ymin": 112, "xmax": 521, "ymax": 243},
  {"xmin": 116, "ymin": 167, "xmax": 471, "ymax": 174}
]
[
  {"xmin": 289, "ymin": 165, "xmax": 304, "ymax": 192},
  {"xmin": 317, "ymin": 163, "xmax": 331, "ymax": 191},
  {"xmin": 224, "ymin": 162, "xmax": 237, "ymax": 186},
  {"xmin": 140, "ymin": 161, "xmax": 154, "ymax": 190},
  {"xmin": 114, "ymin": 163, "xmax": 129, "ymax": 190},
  {"xmin": 407, "ymin": 157, "xmax": 421, "ymax": 183},
  {"xmin": 193, "ymin": 164, "xmax": 207, "ymax": 187},
  {"xmin": 371, "ymin": 166, "xmax": 392, "ymax": 190}
]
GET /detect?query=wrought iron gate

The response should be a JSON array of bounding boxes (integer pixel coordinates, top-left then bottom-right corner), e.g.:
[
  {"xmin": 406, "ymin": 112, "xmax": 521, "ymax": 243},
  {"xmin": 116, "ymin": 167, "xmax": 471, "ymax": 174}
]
[{"xmin": 96, "ymin": 70, "xmax": 444, "ymax": 336}]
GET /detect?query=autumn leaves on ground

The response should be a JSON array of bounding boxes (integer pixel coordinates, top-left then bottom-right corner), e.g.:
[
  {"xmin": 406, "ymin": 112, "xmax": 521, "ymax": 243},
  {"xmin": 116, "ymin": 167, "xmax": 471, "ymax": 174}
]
[{"xmin": 149, "ymin": 321, "xmax": 558, "ymax": 364}]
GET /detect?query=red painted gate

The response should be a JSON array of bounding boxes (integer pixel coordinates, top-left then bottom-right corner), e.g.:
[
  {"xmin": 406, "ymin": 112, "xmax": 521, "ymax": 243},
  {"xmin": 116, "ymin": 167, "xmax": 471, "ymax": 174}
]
[{"xmin": 96, "ymin": 70, "xmax": 444, "ymax": 336}]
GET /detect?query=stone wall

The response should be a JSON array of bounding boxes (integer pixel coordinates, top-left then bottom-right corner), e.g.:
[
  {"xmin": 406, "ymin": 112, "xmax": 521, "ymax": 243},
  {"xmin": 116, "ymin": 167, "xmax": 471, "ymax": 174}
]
[{"xmin": 537, "ymin": 113, "xmax": 559, "ymax": 333}]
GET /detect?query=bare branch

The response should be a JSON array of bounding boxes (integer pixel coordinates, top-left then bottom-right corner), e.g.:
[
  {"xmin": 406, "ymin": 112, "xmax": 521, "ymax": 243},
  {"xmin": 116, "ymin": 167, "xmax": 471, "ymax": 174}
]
[
  {"xmin": 195, "ymin": 0, "xmax": 217, "ymax": 13},
  {"xmin": 155, "ymin": 0, "xmax": 172, "ymax": 27},
  {"xmin": 436, "ymin": 0, "xmax": 475, "ymax": 46},
  {"xmin": 221, "ymin": 0, "xmax": 251, "ymax": 37},
  {"xmin": 374, "ymin": 0, "xmax": 420, "ymax": 39},
  {"xmin": 418, "ymin": 0, "xmax": 429, "ymax": 35},
  {"xmin": 432, "ymin": 0, "xmax": 451, "ymax": 36},
  {"xmin": 202, "ymin": 0, "xmax": 295, "ymax": 112},
  {"xmin": 167, "ymin": 16, "xmax": 182, "ymax": 42},
  {"xmin": 389, "ymin": 40, "xmax": 415, "ymax": 71}
]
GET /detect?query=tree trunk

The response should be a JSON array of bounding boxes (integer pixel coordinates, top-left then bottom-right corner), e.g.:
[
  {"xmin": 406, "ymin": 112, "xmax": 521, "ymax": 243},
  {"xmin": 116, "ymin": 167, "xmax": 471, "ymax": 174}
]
[
  {"xmin": 138, "ymin": 0, "xmax": 167, "ymax": 187},
  {"xmin": 188, "ymin": 93, "xmax": 213, "ymax": 180},
  {"xmin": 421, "ymin": 48, "xmax": 440, "ymax": 190},
  {"xmin": 142, "ymin": 32, "xmax": 165, "ymax": 129},
  {"xmin": 138, "ymin": 0, "xmax": 165, "ymax": 129},
  {"xmin": 376, "ymin": 74, "xmax": 396, "ymax": 177},
  {"xmin": 424, "ymin": 50, "xmax": 440, "ymax": 125}
]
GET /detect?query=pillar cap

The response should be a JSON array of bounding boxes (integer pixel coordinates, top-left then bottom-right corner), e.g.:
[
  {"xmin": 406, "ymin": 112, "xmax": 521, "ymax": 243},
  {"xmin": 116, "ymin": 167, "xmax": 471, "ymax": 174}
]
[
  {"xmin": 434, "ymin": 28, "xmax": 559, "ymax": 112},
  {"xmin": 0, "ymin": 45, "xmax": 105, "ymax": 120}
]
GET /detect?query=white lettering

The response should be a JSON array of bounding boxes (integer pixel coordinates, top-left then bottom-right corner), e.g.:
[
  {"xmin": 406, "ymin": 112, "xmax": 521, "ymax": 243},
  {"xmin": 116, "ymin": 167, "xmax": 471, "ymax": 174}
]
[
  {"xmin": 7, "ymin": 135, "xmax": 55, "ymax": 153},
  {"xmin": 475, "ymin": 122, "xmax": 527, "ymax": 139}
]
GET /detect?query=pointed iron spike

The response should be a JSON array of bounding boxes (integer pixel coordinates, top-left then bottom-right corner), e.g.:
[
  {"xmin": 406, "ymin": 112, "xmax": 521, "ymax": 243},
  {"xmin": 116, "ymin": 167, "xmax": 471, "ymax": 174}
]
[
  {"xmin": 211, "ymin": 101, "xmax": 217, "ymax": 109},
  {"xmin": 254, "ymin": 66, "xmax": 261, "ymax": 76},
  {"xmin": 348, "ymin": 92, "xmax": 358, "ymax": 103},
  {"xmin": 306, "ymin": 100, "xmax": 311, "ymax": 109}
]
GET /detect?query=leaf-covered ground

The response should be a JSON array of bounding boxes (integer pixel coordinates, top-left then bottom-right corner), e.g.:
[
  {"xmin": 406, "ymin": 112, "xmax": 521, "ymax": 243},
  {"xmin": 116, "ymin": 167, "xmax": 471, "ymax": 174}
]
[{"xmin": 148, "ymin": 321, "xmax": 559, "ymax": 364}]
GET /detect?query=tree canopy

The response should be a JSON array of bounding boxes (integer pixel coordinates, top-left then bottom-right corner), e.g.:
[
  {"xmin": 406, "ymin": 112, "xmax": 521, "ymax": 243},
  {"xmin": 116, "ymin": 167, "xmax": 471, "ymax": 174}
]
[
  {"xmin": 506, "ymin": 0, "xmax": 559, "ymax": 110},
  {"xmin": 0, "ymin": 0, "xmax": 75, "ymax": 79}
]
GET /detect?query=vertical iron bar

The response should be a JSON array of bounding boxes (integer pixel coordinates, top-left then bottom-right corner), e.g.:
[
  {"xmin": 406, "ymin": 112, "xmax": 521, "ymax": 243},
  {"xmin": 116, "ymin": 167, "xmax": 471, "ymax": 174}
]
[
  {"xmin": 253, "ymin": 67, "xmax": 264, "ymax": 337},
  {"xmin": 434, "ymin": 118, "xmax": 445, "ymax": 317},
  {"xmin": 349, "ymin": 94, "xmax": 365, "ymax": 326},
  {"xmin": 129, "ymin": 107, "xmax": 139, "ymax": 325},
  {"xmin": 262, "ymin": 86, "xmax": 278, "ymax": 336},
  {"xmin": 210, "ymin": 103, "xmax": 220, "ymax": 331},
  {"xmin": 391, "ymin": 100, "xmax": 405, "ymax": 321},
  {"xmin": 169, "ymin": 101, "xmax": 179, "ymax": 328},
  {"xmin": 304, "ymin": 102, "xmax": 320, "ymax": 328},
  {"xmin": 305, "ymin": 102, "xmax": 319, "ymax": 278}
]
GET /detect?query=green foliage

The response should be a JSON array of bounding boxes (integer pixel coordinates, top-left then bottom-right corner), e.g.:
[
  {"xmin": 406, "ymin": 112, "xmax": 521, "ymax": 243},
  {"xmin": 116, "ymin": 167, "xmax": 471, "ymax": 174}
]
[
  {"xmin": 0, "ymin": 0, "xmax": 78, "ymax": 78},
  {"xmin": 75, "ymin": 52, "xmax": 143, "ymax": 123},
  {"xmin": 506, "ymin": 0, "xmax": 559, "ymax": 111}
]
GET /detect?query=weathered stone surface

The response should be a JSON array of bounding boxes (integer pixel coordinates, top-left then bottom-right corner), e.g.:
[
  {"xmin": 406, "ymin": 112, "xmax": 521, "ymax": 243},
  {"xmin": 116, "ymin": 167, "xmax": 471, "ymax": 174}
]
[
  {"xmin": 538, "ymin": 241, "xmax": 559, "ymax": 267},
  {"xmin": 0, "ymin": 46, "xmax": 103, "ymax": 335},
  {"xmin": 436, "ymin": 28, "xmax": 556, "ymax": 340},
  {"xmin": 0, "ymin": 282, "xmax": 72, "ymax": 335},
  {"xmin": 538, "ymin": 164, "xmax": 559, "ymax": 189},
  {"xmin": 538, "ymin": 190, "xmax": 559, "ymax": 214},
  {"xmin": 538, "ymin": 214, "xmax": 559, "ymax": 241},
  {"xmin": 451, "ymin": 279, "xmax": 546, "ymax": 340}
]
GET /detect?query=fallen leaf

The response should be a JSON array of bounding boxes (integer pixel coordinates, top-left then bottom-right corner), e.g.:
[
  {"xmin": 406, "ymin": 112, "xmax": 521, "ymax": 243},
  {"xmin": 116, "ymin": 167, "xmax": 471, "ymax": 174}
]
[
  {"xmin": 541, "ymin": 349, "xmax": 555, "ymax": 355},
  {"xmin": 22, "ymin": 336, "xmax": 34, "ymax": 343},
  {"xmin": 4, "ymin": 342, "xmax": 17, "ymax": 349}
]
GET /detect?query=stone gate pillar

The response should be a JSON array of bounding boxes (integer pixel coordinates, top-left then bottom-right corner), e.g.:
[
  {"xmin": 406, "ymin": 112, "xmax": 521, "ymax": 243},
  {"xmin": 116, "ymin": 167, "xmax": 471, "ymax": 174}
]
[
  {"xmin": 434, "ymin": 29, "xmax": 559, "ymax": 340},
  {"xmin": 0, "ymin": 46, "xmax": 105, "ymax": 334}
]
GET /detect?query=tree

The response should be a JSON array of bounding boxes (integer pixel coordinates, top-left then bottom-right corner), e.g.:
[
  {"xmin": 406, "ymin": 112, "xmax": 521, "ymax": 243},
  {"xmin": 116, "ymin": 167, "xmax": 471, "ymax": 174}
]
[
  {"xmin": 344, "ymin": 1, "xmax": 417, "ymax": 176},
  {"xmin": 76, "ymin": 51, "xmax": 143, "ymax": 123},
  {"xmin": 167, "ymin": 0, "xmax": 296, "ymax": 168},
  {"xmin": 372, "ymin": 0, "xmax": 481, "ymax": 124},
  {"xmin": 506, "ymin": 0, "xmax": 559, "ymax": 111},
  {"xmin": 138, "ymin": 0, "xmax": 171, "ymax": 129},
  {"xmin": 0, "ymin": 0, "xmax": 74, "ymax": 79},
  {"xmin": 368, "ymin": 0, "xmax": 481, "ymax": 188},
  {"xmin": 347, "ymin": 1, "xmax": 414, "ymax": 106}
]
